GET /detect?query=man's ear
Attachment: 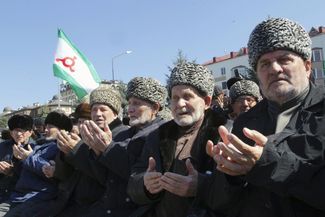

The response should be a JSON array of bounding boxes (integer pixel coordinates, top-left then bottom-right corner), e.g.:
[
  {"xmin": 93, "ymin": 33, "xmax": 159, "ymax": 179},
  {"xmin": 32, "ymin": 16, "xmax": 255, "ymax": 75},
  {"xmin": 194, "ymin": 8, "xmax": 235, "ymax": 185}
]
[
  {"xmin": 152, "ymin": 103, "xmax": 160, "ymax": 115},
  {"xmin": 204, "ymin": 96, "xmax": 212, "ymax": 109},
  {"xmin": 305, "ymin": 59, "xmax": 312, "ymax": 79}
]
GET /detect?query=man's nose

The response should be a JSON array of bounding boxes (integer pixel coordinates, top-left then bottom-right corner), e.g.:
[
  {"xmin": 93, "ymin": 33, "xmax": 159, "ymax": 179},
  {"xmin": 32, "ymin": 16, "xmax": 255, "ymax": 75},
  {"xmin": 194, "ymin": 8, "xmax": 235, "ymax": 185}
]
[
  {"xmin": 175, "ymin": 98, "xmax": 186, "ymax": 108},
  {"xmin": 270, "ymin": 61, "xmax": 284, "ymax": 74},
  {"xmin": 94, "ymin": 109, "xmax": 102, "ymax": 116}
]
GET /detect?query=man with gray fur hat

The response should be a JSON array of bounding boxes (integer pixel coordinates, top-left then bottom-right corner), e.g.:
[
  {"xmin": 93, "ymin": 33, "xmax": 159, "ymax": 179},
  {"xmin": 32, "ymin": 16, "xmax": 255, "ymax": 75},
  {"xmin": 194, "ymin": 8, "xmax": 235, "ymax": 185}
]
[
  {"xmin": 33, "ymin": 84, "xmax": 129, "ymax": 217},
  {"xmin": 128, "ymin": 63, "xmax": 231, "ymax": 217},
  {"xmin": 46, "ymin": 79, "xmax": 166, "ymax": 217},
  {"xmin": 75, "ymin": 76, "xmax": 168, "ymax": 217},
  {"xmin": 207, "ymin": 17, "xmax": 325, "ymax": 216},
  {"xmin": 228, "ymin": 79, "xmax": 261, "ymax": 120}
]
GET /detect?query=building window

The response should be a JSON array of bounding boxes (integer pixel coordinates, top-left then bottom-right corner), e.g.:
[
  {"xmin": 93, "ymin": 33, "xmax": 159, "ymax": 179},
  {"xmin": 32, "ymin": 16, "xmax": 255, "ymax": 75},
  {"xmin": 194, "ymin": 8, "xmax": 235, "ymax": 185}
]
[
  {"xmin": 221, "ymin": 67, "xmax": 226, "ymax": 75},
  {"xmin": 232, "ymin": 66, "xmax": 248, "ymax": 77},
  {"xmin": 312, "ymin": 48, "xmax": 323, "ymax": 62},
  {"xmin": 221, "ymin": 81, "xmax": 227, "ymax": 89}
]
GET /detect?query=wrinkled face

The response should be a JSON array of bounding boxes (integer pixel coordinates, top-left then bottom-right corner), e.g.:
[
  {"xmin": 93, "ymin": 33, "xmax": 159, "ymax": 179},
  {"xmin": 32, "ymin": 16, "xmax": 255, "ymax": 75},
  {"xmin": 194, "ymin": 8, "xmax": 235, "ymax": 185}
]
[
  {"xmin": 128, "ymin": 97, "xmax": 158, "ymax": 127},
  {"xmin": 10, "ymin": 128, "xmax": 32, "ymax": 144},
  {"xmin": 231, "ymin": 95, "xmax": 257, "ymax": 117},
  {"xmin": 171, "ymin": 85, "xmax": 211, "ymax": 127},
  {"xmin": 91, "ymin": 104, "xmax": 117, "ymax": 129},
  {"xmin": 44, "ymin": 124, "xmax": 60, "ymax": 140},
  {"xmin": 256, "ymin": 50, "xmax": 311, "ymax": 105}
]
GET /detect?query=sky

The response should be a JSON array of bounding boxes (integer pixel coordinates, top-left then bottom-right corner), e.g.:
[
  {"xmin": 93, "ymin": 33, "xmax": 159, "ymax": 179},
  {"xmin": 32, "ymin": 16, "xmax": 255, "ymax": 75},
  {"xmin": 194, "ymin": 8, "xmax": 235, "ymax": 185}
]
[{"xmin": 0, "ymin": 0, "xmax": 324, "ymax": 112}]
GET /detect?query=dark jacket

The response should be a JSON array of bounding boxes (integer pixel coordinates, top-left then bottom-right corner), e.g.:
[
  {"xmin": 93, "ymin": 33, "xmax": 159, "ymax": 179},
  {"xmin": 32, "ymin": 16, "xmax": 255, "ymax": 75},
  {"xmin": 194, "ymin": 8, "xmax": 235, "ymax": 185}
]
[
  {"xmin": 228, "ymin": 84, "xmax": 325, "ymax": 217},
  {"xmin": 0, "ymin": 139, "xmax": 34, "ymax": 202},
  {"xmin": 10, "ymin": 139, "xmax": 58, "ymax": 203},
  {"xmin": 30, "ymin": 118, "xmax": 129, "ymax": 217},
  {"xmin": 128, "ymin": 109, "xmax": 228, "ymax": 217},
  {"xmin": 80, "ymin": 117, "xmax": 166, "ymax": 217}
]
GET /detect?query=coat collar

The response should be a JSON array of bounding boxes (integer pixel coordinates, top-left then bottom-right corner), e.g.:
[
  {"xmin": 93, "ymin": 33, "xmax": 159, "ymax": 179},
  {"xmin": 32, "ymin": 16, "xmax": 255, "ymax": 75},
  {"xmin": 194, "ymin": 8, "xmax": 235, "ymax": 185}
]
[{"xmin": 158, "ymin": 109, "xmax": 225, "ymax": 172}]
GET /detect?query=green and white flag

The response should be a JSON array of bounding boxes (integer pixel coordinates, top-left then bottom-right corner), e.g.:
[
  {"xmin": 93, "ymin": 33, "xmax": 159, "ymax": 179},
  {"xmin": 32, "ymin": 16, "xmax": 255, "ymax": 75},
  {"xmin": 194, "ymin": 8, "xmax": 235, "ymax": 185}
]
[{"xmin": 53, "ymin": 29, "xmax": 101, "ymax": 100}]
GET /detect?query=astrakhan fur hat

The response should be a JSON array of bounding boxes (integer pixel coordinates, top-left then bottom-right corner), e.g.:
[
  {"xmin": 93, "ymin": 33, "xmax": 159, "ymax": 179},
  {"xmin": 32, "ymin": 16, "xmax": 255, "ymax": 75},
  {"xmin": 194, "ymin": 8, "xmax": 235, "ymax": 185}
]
[
  {"xmin": 248, "ymin": 17, "xmax": 312, "ymax": 70},
  {"xmin": 126, "ymin": 77, "xmax": 167, "ymax": 110},
  {"xmin": 168, "ymin": 62, "xmax": 214, "ymax": 97},
  {"xmin": 90, "ymin": 84, "xmax": 122, "ymax": 114}
]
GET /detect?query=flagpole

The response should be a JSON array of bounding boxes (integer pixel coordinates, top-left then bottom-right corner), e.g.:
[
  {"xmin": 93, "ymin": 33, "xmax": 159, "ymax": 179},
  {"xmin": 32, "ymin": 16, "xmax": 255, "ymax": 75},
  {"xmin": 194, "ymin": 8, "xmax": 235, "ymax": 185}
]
[{"xmin": 58, "ymin": 79, "xmax": 61, "ymax": 109}]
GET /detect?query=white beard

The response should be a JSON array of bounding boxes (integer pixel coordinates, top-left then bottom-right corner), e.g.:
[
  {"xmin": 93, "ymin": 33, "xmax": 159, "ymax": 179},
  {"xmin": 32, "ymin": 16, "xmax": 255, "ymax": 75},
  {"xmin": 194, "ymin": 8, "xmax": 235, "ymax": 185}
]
[
  {"xmin": 129, "ymin": 113, "xmax": 153, "ymax": 127},
  {"xmin": 173, "ymin": 107, "xmax": 205, "ymax": 127}
]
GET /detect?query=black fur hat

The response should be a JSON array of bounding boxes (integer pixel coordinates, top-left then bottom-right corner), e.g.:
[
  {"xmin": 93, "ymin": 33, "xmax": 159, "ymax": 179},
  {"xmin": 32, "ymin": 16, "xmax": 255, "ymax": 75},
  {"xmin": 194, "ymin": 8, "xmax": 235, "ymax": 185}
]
[
  {"xmin": 8, "ymin": 115, "xmax": 33, "ymax": 131},
  {"xmin": 45, "ymin": 111, "xmax": 72, "ymax": 132}
]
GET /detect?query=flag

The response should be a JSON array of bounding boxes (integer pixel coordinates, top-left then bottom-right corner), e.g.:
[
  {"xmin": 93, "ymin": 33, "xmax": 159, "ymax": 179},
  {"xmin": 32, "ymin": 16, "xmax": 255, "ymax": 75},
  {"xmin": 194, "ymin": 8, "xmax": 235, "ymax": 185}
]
[{"xmin": 53, "ymin": 29, "xmax": 101, "ymax": 100}]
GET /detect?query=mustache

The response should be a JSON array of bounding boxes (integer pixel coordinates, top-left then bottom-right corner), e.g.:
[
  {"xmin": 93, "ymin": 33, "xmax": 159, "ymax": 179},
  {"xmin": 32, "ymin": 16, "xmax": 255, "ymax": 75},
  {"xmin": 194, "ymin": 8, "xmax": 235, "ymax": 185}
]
[
  {"xmin": 269, "ymin": 74, "xmax": 290, "ymax": 83},
  {"xmin": 176, "ymin": 107, "xmax": 190, "ymax": 114}
]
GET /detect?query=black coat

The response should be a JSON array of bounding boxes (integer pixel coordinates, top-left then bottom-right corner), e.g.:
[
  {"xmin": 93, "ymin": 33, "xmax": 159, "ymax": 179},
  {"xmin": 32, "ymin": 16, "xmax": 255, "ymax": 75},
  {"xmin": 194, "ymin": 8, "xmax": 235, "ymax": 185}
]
[
  {"xmin": 31, "ymin": 118, "xmax": 128, "ymax": 217},
  {"xmin": 228, "ymin": 84, "xmax": 325, "ymax": 217},
  {"xmin": 79, "ymin": 117, "xmax": 166, "ymax": 217},
  {"xmin": 128, "ymin": 109, "xmax": 229, "ymax": 217}
]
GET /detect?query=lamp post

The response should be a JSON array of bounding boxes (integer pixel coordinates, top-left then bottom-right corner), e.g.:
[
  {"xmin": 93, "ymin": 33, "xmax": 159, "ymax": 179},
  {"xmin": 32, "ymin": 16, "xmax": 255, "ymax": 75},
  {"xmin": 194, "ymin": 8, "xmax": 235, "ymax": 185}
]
[{"xmin": 111, "ymin": 50, "xmax": 132, "ymax": 82}]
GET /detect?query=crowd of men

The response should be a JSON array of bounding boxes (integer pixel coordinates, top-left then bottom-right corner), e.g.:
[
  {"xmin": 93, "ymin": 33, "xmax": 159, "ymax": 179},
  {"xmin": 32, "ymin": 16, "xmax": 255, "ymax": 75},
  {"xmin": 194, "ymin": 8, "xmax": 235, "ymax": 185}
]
[{"xmin": 0, "ymin": 17, "xmax": 324, "ymax": 217}]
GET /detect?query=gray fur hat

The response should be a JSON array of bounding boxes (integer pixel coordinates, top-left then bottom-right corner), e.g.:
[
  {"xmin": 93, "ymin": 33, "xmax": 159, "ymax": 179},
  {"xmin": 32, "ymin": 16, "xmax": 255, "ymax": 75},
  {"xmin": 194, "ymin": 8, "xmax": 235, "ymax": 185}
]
[
  {"xmin": 213, "ymin": 85, "xmax": 223, "ymax": 98},
  {"xmin": 90, "ymin": 84, "xmax": 122, "ymax": 114},
  {"xmin": 126, "ymin": 77, "xmax": 167, "ymax": 110},
  {"xmin": 168, "ymin": 62, "xmax": 214, "ymax": 97},
  {"xmin": 229, "ymin": 80, "xmax": 261, "ymax": 102},
  {"xmin": 248, "ymin": 17, "xmax": 312, "ymax": 70}
]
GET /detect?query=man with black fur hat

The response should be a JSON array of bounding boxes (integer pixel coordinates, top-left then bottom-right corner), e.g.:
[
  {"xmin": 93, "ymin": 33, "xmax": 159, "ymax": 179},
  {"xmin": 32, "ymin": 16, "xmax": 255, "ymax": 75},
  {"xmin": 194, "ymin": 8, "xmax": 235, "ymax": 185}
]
[
  {"xmin": 0, "ymin": 115, "xmax": 34, "ymax": 203},
  {"xmin": 128, "ymin": 63, "xmax": 230, "ymax": 217},
  {"xmin": 0, "ymin": 111, "xmax": 72, "ymax": 216},
  {"xmin": 207, "ymin": 17, "xmax": 325, "ymax": 216}
]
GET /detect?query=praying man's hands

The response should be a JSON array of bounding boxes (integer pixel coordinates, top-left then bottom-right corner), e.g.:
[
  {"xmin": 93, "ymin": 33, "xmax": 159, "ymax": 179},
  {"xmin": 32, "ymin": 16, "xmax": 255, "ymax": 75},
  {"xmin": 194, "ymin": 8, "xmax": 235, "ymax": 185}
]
[
  {"xmin": 206, "ymin": 126, "xmax": 267, "ymax": 176},
  {"xmin": 160, "ymin": 158, "xmax": 198, "ymax": 197},
  {"xmin": 57, "ymin": 130, "xmax": 81, "ymax": 154},
  {"xmin": 144, "ymin": 157, "xmax": 163, "ymax": 194},
  {"xmin": 13, "ymin": 143, "xmax": 33, "ymax": 160},
  {"xmin": 80, "ymin": 120, "xmax": 112, "ymax": 156}
]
